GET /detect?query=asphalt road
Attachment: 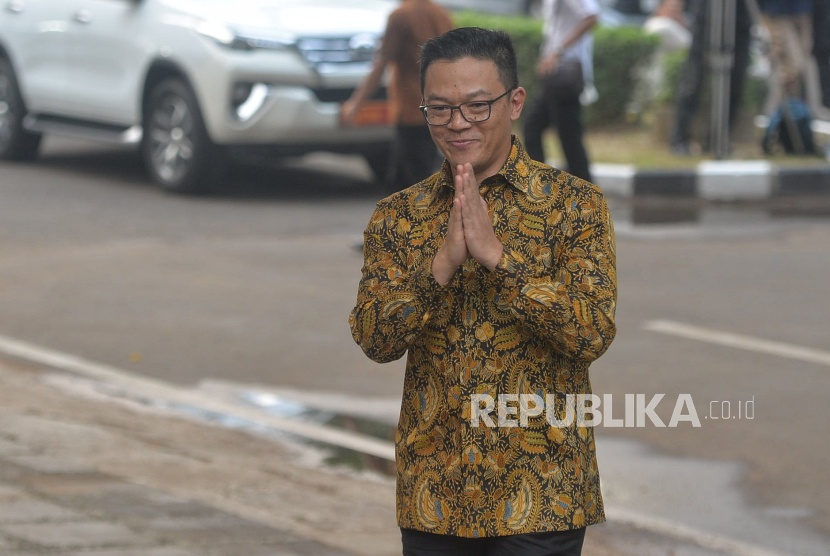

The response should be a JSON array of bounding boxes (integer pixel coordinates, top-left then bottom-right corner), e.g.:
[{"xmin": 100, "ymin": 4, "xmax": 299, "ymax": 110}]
[{"xmin": 1, "ymin": 136, "xmax": 829, "ymax": 554}]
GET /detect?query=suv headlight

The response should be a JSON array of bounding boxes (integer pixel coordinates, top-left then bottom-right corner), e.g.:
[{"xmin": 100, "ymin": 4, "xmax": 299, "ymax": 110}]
[{"xmin": 195, "ymin": 21, "xmax": 294, "ymax": 51}]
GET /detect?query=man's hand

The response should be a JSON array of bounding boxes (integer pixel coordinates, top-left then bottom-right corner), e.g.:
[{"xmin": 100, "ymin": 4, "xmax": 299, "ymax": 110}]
[
  {"xmin": 432, "ymin": 195, "xmax": 469, "ymax": 286},
  {"xmin": 339, "ymin": 99, "xmax": 359, "ymax": 127},
  {"xmin": 432, "ymin": 164, "xmax": 504, "ymax": 284},
  {"xmin": 536, "ymin": 52, "xmax": 559, "ymax": 77},
  {"xmin": 455, "ymin": 163, "xmax": 503, "ymax": 271}
]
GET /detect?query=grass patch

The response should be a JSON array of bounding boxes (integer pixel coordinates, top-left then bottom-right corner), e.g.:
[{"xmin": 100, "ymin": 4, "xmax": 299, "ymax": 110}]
[{"xmin": 523, "ymin": 124, "xmax": 830, "ymax": 169}]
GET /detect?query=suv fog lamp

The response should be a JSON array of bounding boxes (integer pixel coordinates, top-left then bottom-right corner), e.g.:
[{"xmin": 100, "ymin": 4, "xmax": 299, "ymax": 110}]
[
  {"xmin": 234, "ymin": 83, "xmax": 269, "ymax": 121},
  {"xmin": 231, "ymin": 83, "xmax": 254, "ymax": 107}
]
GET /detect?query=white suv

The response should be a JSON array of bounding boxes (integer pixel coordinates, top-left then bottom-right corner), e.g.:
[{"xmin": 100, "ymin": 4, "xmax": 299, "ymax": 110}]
[{"xmin": 0, "ymin": 0, "xmax": 397, "ymax": 193}]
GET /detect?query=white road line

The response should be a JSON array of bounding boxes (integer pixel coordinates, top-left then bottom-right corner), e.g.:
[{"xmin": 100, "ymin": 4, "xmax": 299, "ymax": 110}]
[
  {"xmin": 0, "ymin": 333, "xmax": 796, "ymax": 556},
  {"xmin": 644, "ymin": 319, "xmax": 830, "ymax": 367},
  {"xmin": 606, "ymin": 508, "xmax": 789, "ymax": 556},
  {"xmin": 0, "ymin": 334, "xmax": 395, "ymax": 461}
]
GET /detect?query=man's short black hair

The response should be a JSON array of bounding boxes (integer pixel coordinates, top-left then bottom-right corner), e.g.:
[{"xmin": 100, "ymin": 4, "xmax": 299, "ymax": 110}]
[{"xmin": 419, "ymin": 27, "xmax": 519, "ymax": 95}]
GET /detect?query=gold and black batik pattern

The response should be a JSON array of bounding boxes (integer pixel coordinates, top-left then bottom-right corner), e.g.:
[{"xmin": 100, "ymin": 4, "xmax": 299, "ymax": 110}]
[{"xmin": 350, "ymin": 136, "xmax": 617, "ymax": 537}]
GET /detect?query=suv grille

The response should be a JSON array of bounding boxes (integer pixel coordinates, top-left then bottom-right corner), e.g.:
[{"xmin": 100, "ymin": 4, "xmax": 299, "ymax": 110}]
[{"xmin": 296, "ymin": 35, "xmax": 379, "ymax": 65}]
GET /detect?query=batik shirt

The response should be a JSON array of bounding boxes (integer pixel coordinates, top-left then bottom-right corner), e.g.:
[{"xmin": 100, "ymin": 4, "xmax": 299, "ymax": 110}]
[{"xmin": 349, "ymin": 136, "xmax": 617, "ymax": 537}]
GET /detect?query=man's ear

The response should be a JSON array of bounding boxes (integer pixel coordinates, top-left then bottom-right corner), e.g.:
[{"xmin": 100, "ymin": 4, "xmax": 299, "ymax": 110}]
[{"xmin": 510, "ymin": 87, "xmax": 527, "ymax": 122}]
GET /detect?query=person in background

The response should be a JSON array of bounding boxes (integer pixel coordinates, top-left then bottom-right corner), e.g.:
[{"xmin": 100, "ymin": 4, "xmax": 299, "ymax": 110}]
[
  {"xmin": 341, "ymin": 0, "xmax": 453, "ymax": 193},
  {"xmin": 670, "ymin": 0, "xmax": 752, "ymax": 155},
  {"xmin": 640, "ymin": 0, "xmax": 692, "ymax": 112},
  {"xmin": 814, "ymin": 0, "xmax": 830, "ymax": 108},
  {"xmin": 522, "ymin": 0, "xmax": 599, "ymax": 183},
  {"xmin": 758, "ymin": 0, "xmax": 813, "ymax": 101},
  {"xmin": 644, "ymin": 0, "xmax": 692, "ymax": 53}
]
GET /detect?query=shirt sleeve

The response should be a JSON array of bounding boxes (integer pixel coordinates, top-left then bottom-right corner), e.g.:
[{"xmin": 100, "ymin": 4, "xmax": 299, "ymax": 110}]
[
  {"xmin": 488, "ymin": 185, "xmax": 617, "ymax": 363},
  {"xmin": 349, "ymin": 200, "xmax": 451, "ymax": 363}
]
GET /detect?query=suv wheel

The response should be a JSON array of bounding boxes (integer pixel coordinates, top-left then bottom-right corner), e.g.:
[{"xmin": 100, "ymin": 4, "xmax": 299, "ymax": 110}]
[
  {"xmin": 142, "ymin": 78, "xmax": 225, "ymax": 194},
  {"xmin": 0, "ymin": 58, "xmax": 42, "ymax": 161}
]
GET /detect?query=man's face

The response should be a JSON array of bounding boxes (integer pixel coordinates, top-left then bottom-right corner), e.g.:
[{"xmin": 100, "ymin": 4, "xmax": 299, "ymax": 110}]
[{"xmin": 422, "ymin": 57, "xmax": 525, "ymax": 182}]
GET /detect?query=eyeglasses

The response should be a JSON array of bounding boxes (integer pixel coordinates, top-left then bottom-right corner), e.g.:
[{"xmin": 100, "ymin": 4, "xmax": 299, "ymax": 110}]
[{"xmin": 420, "ymin": 88, "xmax": 515, "ymax": 126}]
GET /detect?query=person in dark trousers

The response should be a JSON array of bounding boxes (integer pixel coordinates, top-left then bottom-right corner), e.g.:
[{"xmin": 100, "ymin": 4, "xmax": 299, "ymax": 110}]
[
  {"xmin": 523, "ymin": 0, "xmax": 599, "ymax": 183},
  {"xmin": 341, "ymin": 0, "xmax": 453, "ymax": 193},
  {"xmin": 813, "ymin": 0, "xmax": 830, "ymax": 107},
  {"xmin": 670, "ymin": 0, "xmax": 752, "ymax": 155}
]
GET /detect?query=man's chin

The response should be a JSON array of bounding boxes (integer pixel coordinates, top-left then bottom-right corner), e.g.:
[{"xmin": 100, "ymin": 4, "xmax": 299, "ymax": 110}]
[
  {"xmin": 445, "ymin": 154, "xmax": 478, "ymax": 173},
  {"xmin": 442, "ymin": 143, "xmax": 482, "ymax": 167}
]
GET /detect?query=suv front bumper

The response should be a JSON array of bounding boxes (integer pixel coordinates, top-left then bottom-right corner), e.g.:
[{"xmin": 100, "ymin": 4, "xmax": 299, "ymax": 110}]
[
  {"xmin": 187, "ymin": 46, "xmax": 394, "ymax": 153},
  {"xmin": 211, "ymin": 83, "xmax": 394, "ymax": 147}
]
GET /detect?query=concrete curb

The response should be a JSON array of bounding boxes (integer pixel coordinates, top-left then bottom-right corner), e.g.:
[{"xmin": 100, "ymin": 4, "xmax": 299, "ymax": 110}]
[{"xmin": 591, "ymin": 162, "xmax": 830, "ymax": 200}]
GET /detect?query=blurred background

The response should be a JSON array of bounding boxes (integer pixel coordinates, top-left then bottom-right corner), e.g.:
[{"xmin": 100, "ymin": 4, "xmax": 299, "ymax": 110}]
[{"xmin": 0, "ymin": 0, "xmax": 829, "ymax": 555}]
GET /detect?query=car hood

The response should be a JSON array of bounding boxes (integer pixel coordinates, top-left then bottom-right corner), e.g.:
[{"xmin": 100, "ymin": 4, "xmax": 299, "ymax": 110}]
[{"xmin": 160, "ymin": 0, "xmax": 397, "ymax": 38}]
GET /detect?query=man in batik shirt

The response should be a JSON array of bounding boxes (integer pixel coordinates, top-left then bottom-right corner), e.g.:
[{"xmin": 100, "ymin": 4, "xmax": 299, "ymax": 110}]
[{"xmin": 350, "ymin": 27, "xmax": 616, "ymax": 556}]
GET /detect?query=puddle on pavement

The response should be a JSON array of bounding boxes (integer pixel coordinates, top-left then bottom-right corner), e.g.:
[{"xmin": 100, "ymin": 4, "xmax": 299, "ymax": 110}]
[
  {"xmin": 235, "ymin": 389, "xmax": 398, "ymax": 477},
  {"xmin": 106, "ymin": 392, "xmax": 399, "ymax": 478},
  {"xmin": 154, "ymin": 395, "xmax": 398, "ymax": 477},
  {"xmin": 45, "ymin": 372, "xmax": 399, "ymax": 478}
]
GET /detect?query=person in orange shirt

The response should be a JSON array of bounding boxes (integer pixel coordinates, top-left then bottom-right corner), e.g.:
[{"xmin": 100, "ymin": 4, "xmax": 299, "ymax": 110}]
[{"xmin": 341, "ymin": 0, "xmax": 453, "ymax": 193}]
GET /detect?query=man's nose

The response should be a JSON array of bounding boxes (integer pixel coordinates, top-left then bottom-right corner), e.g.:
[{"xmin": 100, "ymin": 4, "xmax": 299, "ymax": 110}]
[{"xmin": 448, "ymin": 107, "xmax": 472, "ymax": 130}]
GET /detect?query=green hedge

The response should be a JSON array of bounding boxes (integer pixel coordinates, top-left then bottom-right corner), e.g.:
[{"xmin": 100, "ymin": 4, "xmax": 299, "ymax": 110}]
[
  {"xmin": 590, "ymin": 26, "xmax": 660, "ymax": 124},
  {"xmin": 451, "ymin": 12, "xmax": 544, "ymax": 108},
  {"xmin": 451, "ymin": 12, "xmax": 659, "ymax": 126}
]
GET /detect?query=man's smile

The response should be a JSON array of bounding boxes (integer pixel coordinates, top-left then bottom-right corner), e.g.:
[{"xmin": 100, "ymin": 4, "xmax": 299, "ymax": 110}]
[{"xmin": 447, "ymin": 138, "xmax": 479, "ymax": 148}]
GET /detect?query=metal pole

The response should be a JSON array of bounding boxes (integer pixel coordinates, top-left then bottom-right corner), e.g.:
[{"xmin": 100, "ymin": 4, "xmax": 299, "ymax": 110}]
[{"xmin": 709, "ymin": 0, "xmax": 736, "ymax": 159}]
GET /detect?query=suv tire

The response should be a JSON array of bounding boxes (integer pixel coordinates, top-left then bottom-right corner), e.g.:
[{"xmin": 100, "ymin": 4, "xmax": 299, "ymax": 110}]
[
  {"xmin": 142, "ymin": 77, "xmax": 225, "ymax": 194},
  {"xmin": 0, "ymin": 58, "xmax": 42, "ymax": 161}
]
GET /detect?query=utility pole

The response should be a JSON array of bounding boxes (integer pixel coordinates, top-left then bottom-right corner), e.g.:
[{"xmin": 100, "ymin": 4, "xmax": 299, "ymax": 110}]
[{"xmin": 708, "ymin": 0, "xmax": 736, "ymax": 159}]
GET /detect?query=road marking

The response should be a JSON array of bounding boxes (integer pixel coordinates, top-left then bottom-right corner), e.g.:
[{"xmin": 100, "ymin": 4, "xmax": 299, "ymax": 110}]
[
  {"xmin": 0, "ymin": 333, "xmax": 798, "ymax": 556},
  {"xmin": 606, "ymin": 508, "xmax": 788, "ymax": 556},
  {"xmin": 644, "ymin": 319, "xmax": 830, "ymax": 367},
  {"xmin": 0, "ymin": 333, "xmax": 395, "ymax": 461}
]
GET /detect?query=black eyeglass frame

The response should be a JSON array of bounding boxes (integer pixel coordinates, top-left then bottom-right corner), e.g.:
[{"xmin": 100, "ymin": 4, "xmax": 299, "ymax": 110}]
[{"xmin": 419, "ymin": 88, "xmax": 516, "ymax": 126}]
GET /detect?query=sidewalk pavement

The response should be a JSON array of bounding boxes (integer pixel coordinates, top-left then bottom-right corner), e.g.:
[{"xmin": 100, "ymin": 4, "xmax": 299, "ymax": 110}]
[{"xmin": 0, "ymin": 354, "xmax": 398, "ymax": 556}]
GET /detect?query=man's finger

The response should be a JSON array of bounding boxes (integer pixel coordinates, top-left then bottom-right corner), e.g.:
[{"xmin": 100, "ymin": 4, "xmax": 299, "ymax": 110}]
[
  {"xmin": 464, "ymin": 163, "xmax": 476, "ymax": 190},
  {"xmin": 459, "ymin": 194, "xmax": 472, "ymax": 227},
  {"xmin": 451, "ymin": 197, "xmax": 463, "ymax": 231}
]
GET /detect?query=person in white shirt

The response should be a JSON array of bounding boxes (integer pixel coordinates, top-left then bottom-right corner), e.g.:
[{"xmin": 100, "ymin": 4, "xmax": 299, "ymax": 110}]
[
  {"xmin": 644, "ymin": 0, "xmax": 692, "ymax": 52},
  {"xmin": 523, "ymin": 0, "xmax": 599, "ymax": 182}
]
